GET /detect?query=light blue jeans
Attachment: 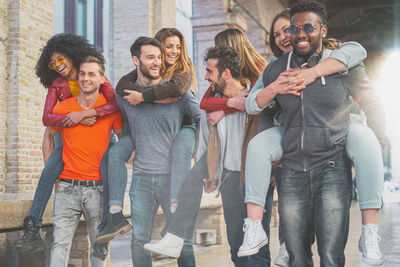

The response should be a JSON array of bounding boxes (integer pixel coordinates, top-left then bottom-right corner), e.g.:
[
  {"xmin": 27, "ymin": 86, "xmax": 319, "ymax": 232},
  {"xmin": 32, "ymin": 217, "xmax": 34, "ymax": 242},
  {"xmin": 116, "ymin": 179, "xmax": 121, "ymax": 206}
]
[
  {"xmin": 245, "ymin": 123, "xmax": 383, "ymax": 210},
  {"xmin": 50, "ymin": 182, "xmax": 105, "ymax": 267},
  {"xmin": 108, "ymin": 125, "xmax": 196, "ymax": 206}
]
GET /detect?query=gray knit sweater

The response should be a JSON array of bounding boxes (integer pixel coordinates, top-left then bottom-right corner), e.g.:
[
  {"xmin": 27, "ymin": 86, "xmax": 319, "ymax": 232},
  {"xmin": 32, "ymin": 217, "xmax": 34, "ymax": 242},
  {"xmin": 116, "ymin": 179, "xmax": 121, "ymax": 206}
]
[{"xmin": 116, "ymin": 87, "xmax": 201, "ymax": 174}]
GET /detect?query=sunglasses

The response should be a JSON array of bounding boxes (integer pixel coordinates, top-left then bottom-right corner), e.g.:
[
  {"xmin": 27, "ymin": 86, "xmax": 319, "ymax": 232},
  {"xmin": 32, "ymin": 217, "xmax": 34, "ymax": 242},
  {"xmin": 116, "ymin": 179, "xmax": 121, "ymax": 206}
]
[
  {"xmin": 48, "ymin": 56, "xmax": 65, "ymax": 70},
  {"xmin": 288, "ymin": 23, "xmax": 323, "ymax": 36}
]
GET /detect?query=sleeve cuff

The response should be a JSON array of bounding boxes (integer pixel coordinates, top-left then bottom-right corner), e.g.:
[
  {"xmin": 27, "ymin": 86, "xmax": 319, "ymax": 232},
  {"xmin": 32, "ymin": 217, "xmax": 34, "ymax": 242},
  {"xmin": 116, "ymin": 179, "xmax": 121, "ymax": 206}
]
[{"xmin": 142, "ymin": 88, "xmax": 156, "ymax": 103}]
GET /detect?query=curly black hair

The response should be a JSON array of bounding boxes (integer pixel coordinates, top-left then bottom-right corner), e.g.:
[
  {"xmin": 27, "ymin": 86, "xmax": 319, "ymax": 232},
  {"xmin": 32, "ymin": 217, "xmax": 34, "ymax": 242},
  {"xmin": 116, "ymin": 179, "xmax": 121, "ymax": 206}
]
[
  {"xmin": 204, "ymin": 46, "xmax": 241, "ymax": 80},
  {"xmin": 290, "ymin": 0, "xmax": 328, "ymax": 25},
  {"xmin": 35, "ymin": 33, "xmax": 105, "ymax": 88}
]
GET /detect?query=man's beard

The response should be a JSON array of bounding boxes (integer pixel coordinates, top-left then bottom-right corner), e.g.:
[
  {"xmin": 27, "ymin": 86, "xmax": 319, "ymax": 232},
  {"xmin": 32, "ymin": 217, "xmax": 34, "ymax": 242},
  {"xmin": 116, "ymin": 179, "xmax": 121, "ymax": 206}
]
[
  {"xmin": 139, "ymin": 62, "xmax": 160, "ymax": 80},
  {"xmin": 212, "ymin": 80, "xmax": 226, "ymax": 95},
  {"xmin": 293, "ymin": 32, "xmax": 322, "ymax": 58}
]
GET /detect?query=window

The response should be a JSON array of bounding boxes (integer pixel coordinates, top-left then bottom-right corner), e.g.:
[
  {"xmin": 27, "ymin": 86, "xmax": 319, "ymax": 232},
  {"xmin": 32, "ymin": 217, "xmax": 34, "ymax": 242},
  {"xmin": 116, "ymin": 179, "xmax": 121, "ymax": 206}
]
[{"xmin": 65, "ymin": 0, "xmax": 103, "ymax": 51}]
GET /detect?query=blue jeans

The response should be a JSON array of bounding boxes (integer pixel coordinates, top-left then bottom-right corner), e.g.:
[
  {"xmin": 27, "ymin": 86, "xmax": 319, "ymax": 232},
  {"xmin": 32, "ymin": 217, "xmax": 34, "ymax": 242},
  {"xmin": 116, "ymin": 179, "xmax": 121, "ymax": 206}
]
[
  {"xmin": 129, "ymin": 171, "xmax": 195, "ymax": 267},
  {"xmin": 109, "ymin": 126, "xmax": 196, "ymax": 206},
  {"xmin": 30, "ymin": 145, "xmax": 64, "ymax": 227},
  {"xmin": 30, "ymin": 139, "xmax": 114, "ymax": 228},
  {"xmin": 168, "ymin": 154, "xmax": 270, "ymax": 267},
  {"xmin": 279, "ymin": 151, "xmax": 352, "ymax": 267}
]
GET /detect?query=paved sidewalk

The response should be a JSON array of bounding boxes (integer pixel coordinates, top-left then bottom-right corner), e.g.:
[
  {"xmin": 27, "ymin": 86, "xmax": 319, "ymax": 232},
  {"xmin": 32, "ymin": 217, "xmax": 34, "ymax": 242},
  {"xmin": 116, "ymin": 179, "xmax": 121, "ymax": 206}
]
[{"xmin": 111, "ymin": 199, "xmax": 400, "ymax": 267}]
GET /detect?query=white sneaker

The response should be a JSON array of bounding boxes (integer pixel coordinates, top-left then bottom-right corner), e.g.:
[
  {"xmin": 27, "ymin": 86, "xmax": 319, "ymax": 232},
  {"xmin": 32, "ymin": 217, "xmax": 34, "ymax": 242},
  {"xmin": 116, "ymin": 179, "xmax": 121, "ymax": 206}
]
[
  {"xmin": 237, "ymin": 218, "xmax": 268, "ymax": 257},
  {"xmin": 358, "ymin": 224, "xmax": 384, "ymax": 265},
  {"xmin": 144, "ymin": 232, "xmax": 184, "ymax": 258},
  {"xmin": 274, "ymin": 242, "xmax": 290, "ymax": 267}
]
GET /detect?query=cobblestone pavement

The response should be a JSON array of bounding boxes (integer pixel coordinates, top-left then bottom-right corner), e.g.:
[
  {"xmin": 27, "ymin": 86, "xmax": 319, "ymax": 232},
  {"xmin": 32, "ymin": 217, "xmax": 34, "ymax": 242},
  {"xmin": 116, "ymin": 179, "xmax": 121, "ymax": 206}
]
[{"xmin": 111, "ymin": 198, "xmax": 400, "ymax": 267}]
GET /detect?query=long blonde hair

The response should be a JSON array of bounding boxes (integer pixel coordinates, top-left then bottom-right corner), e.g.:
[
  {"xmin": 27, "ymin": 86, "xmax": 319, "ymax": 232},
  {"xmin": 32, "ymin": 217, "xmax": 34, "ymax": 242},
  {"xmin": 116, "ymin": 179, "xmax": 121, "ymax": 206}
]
[
  {"xmin": 154, "ymin": 28, "xmax": 197, "ymax": 91},
  {"xmin": 214, "ymin": 28, "xmax": 267, "ymax": 83}
]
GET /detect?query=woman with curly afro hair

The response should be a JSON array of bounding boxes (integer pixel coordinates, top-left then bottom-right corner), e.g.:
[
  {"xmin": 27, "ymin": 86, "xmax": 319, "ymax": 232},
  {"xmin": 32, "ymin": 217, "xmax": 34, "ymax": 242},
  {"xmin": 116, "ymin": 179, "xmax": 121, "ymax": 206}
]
[{"xmin": 15, "ymin": 33, "xmax": 119, "ymax": 260}]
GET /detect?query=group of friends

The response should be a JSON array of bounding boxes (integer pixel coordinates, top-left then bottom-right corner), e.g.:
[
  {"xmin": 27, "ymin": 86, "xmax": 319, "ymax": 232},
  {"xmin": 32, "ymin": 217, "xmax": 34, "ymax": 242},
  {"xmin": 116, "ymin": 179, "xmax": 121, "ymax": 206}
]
[{"xmin": 14, "ymin": 0, "xmax": 386, "ymax": 266}]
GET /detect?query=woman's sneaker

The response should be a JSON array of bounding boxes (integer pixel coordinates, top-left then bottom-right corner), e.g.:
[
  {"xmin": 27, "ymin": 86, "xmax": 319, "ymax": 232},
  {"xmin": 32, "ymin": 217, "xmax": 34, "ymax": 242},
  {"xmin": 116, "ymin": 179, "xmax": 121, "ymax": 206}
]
[
  {"xmin": 274, "ymin": 242, "xmax": 290, "ymax": 267},
  {"xmin": 359, "ymin": 224, "xmax": 384, "ymax": 265},
  {"xmin": 237, "ymin": 218, "xmax": 268, "ymax": 257}
]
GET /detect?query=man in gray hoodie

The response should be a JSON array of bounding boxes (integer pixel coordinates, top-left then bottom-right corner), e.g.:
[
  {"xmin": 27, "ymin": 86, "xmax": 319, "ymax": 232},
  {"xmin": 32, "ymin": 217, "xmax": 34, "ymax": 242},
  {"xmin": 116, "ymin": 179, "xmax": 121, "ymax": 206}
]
[{"xmin": 245, "ymin": 1, "xmax": 385, "ymax": 266}]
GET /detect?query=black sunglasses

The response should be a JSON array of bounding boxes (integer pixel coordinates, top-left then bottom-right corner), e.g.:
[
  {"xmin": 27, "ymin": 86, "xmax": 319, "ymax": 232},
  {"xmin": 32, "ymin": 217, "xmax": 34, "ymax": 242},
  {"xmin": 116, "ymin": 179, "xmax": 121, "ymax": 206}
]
[{"xmin": 288, "ymin": 23, "xmax": 323, "ymax": 36}]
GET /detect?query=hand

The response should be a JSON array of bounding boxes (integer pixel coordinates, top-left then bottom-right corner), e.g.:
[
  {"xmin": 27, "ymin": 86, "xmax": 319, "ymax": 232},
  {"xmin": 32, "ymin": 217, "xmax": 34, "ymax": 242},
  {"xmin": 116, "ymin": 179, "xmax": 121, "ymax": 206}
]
[
  {"xmin": 271, "ymin": 157, "xmax": 282, "ymax": 169},
  {"xmin": 271, "ymin": 177, "xmax": 277, "ymax": 188},
  {"xmin": 273, "ymin": 69, "xmax": 306, "ymax": 96},
  {"xmin": 206, "ymin": 110, "xmax": 225, "ymax": 126},
  {"xmin": 203, "ymin": 179, "xmax": 218, "ymax": 193},
  {"xmin": 80, "ymin": 117, "xmax": 97, "ymax": 126},
  {"xmin": 124, "ymin": 90, "xmax": 144, "ymax": 105},
  {"xmin": 290, "ymin": 67, "xmax": 318, "ymax": 86},
  {"xmin": 126, "ymin": 151, "xmax": 136, "ymax": 165},
  {"xmin": 227, "ymin": 92, "xmax": 249, "ymax": 111},
  {"xmin": 64, "ymin": 111, "xmax": 87, "ymax": 127},
  {"xmin": 154, "ymin": 97, "xmax": 181, "ymax": 104}
]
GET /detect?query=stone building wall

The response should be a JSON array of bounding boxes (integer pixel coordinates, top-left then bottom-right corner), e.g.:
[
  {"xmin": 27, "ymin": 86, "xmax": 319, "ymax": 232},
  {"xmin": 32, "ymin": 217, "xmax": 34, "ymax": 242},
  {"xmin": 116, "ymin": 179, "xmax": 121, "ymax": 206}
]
[
  {"xmin": 1, "ymin": 0, "xmax": 53, "ymax": 194},
  {"xmin": 112, "ymin": 0, "xmax": 176, "ymax": 85},
  {"xmin": 192, "ymin": 0, "xmax": 284, "ymax": 95}
]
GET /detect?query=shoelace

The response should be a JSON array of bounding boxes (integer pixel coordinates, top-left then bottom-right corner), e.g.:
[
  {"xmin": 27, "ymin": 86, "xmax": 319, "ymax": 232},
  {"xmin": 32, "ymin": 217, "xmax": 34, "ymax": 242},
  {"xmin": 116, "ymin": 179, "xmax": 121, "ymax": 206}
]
[
  {"xmin": 242, "ymin": 221, "xmax": 259, "ymax": 247},
  {"xmin": 364, "ymin": 228, "xmax": 381, "ymax": 254}
]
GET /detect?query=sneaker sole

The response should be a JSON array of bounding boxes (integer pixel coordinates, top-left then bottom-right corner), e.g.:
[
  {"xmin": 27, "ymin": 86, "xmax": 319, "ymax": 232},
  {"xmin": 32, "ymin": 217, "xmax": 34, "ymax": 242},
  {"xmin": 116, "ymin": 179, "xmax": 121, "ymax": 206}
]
[
  {"xmin": 361, "ymin": 255, "xmax": 384, "ymax": 266},
  {"xmin": 14, "ymin": 240, "xmax": 45, "ymax": 252},
  {"xmin": 274, "ymin": 258, "xmax": 290, "ymax": 267},
  {"xmin": 144, "ymin": 243, "xmax": 180, "ymax": 258},
  {"xmin": 237, "ymin": 238, "xmax": 268, "ymax": 257},
  {"xmin": 95, "ymin": 224, "xmax": 132, "ymax": 243}
]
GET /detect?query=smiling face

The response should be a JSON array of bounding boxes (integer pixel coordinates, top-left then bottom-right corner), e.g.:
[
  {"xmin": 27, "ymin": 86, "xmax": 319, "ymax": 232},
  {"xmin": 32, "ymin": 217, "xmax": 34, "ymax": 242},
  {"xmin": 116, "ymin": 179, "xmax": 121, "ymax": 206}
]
[
  {"xmin": 78, "ymin": 62, "xmax": 105, "ymax": 95},
  {"xmin": 50, "ymin": 52, "xmax": 77, "ymax": 80},
  {"xmin": 134, "ymin": 44, "xmax": 162, "ymax": 80},
  {"xmin": 290, "ymin": 12, "xmax": 327, "ymax": 57},
  {"xmin": 205, "ymin": 58, "xmax": 226, "ymax": 94},
  {"xmin": 163, "ymin": 35, "xmax": 181, "ymax": 66},
  {"xmin": 273, "ymin": 17, "xmax": 293, "ymax": 52}
]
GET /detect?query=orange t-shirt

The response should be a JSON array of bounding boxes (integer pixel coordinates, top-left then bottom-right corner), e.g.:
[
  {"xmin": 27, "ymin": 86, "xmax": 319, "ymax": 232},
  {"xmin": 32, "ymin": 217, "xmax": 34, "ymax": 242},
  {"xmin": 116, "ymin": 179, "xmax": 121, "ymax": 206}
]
[{"xmin": 51, "ymin": 95, "xmax": 123, "ymax": 181}]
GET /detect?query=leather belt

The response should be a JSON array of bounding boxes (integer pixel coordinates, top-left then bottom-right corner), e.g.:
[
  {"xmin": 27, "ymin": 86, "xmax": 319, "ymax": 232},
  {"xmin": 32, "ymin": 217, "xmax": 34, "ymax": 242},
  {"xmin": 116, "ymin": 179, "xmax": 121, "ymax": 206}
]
[{"xmin": 59, "ymin": 178, "xmax": 102, "ymax": 187}]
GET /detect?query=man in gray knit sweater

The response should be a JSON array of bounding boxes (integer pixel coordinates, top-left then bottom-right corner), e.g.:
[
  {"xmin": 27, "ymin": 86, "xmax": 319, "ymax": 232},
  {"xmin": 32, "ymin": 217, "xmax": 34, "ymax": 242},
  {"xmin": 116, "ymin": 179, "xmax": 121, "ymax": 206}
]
[{"xmin": 115, "ymin": 37, "xmax": 201, "ymax": 267}]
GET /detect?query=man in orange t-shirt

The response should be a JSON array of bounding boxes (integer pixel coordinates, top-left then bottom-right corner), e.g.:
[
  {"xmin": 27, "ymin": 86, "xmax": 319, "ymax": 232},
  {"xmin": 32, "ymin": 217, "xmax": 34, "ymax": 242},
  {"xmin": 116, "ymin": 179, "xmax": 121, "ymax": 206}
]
[{"xmin": 46, "ymin": 56, "xmax": 123, "ymax": 267}]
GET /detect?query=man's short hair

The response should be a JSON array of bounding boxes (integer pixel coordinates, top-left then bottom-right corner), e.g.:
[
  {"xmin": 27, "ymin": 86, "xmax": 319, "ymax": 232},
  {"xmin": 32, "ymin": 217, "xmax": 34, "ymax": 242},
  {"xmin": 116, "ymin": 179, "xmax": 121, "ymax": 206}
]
[
  {"xmin": 290, "ymin": 0, "xmax": 328, "ymax": 25},
  {"xmin": 204, "ymin": 46, "xmax": 241, "ymax": 79},
  {"xmin": 130, "ymin": 37, "xmax": 163, "ymax": 58},
  {"xmin": 80, "ymin": 55, "xmax": 105, "ymax": 76}
]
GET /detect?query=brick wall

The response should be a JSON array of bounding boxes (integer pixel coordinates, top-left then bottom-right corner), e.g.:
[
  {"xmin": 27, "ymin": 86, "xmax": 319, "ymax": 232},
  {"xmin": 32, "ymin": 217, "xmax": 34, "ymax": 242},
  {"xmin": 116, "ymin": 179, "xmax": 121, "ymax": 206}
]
[
  {"xmin": 1, "ymin": 0, "xmax": 52, "ymax": 193},
  {"xmin": 0, "ymin": 0, "xmax": 8, "ymax": 192}
]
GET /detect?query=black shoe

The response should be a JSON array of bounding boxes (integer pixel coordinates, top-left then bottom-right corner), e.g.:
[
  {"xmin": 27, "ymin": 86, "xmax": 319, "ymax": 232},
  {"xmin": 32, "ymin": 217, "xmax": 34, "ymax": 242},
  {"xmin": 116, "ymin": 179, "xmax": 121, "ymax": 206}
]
[
  {"xmin": 14, "ymin": 216, "xmax": 45, "ymax": 251},
  {"xmin": 95, "ymin": 211, "xmax": 132, "ymax": 243},
  {"xmin": 92, "ymin": 241, "xmax": 109, "ymax": 261}
]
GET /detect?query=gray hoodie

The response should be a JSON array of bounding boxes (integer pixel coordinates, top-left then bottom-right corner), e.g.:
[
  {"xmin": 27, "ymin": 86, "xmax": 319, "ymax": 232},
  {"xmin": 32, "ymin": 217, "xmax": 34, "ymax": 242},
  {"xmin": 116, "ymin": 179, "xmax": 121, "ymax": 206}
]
[{"xmin": 263, "ymin": 50, "xmax": 385, "ymax": 172}]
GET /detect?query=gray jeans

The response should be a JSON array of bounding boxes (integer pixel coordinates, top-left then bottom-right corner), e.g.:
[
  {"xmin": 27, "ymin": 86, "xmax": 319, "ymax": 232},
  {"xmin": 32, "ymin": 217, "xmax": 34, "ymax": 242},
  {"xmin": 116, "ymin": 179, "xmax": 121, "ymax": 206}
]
[{"xmin": 50, "ymin": 181, "xmax": 105, "ymax": 267}]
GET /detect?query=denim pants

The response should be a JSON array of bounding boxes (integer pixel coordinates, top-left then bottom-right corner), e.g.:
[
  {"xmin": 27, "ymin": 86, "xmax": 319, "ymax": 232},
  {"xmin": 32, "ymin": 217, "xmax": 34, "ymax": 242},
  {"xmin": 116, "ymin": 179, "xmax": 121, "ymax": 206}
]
[
  {"xmin": 279, "ymin": 151, "xmax": 352, "ymax": 267},
  {"xmin": 29, "ymin": 141, "xmax": 113, "ymax": 228},
  {"xmin": 168, "ymin": 153, "xmax": 270, "ymax": 267},
  {"xmin": 109, "ymin": 126, "xmax": 196, "ymax": 206},
  {"xmin": 50, "ymin": 182, "xmax": 105, "ymax": 267},
  {"xmin": 129, "ymin": 171, "xmax": 195, "ymax": 267},
  {"xmin": 245, "ymin": 123, "xmax": 383, "ymax": 210}
]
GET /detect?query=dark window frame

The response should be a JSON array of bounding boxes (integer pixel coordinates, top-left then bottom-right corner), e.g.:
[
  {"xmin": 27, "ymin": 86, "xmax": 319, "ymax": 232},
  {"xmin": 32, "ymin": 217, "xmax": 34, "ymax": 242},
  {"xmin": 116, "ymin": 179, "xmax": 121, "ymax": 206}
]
[{"xmin": 64, "ymin": 0, "xmax": 103, "ymax": 52}]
